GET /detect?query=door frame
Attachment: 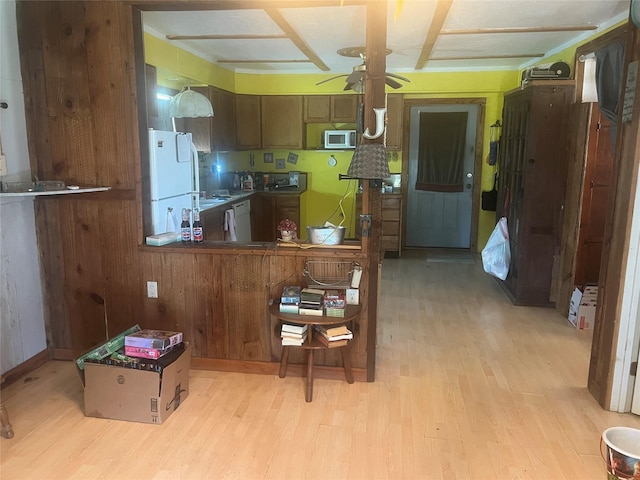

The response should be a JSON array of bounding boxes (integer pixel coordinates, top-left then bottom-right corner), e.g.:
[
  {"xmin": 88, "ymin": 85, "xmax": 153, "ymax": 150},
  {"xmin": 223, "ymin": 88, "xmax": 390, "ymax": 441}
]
[{"xmin": 401, "ymin": 98, "xmax": 485, "ymax": 252}]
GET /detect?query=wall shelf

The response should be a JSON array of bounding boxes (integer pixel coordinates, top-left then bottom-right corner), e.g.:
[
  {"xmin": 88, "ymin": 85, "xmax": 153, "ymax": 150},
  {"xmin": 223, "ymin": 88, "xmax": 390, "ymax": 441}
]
[{"xmin": 0, "ymin": 186, "xmax": 111, "ymax": 202}]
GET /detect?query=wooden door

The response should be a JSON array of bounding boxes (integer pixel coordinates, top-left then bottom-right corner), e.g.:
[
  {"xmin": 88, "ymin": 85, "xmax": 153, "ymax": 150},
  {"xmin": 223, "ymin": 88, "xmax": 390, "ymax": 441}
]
[
  {"xmin": 385, "ymin": 94, "xmax": 403, "ymax": 149},
  {"xmin": 261, "ymin": 96, "xmax": 303, "ymax": 149},
  {"xmin": 331, "ymin": 95, "xmax": 357, "ymax": 122},
  {"xmin": 574, "ymin": 104, "xmax": 614, "ymax": 286},
  {"xmin": 211, "ymin": 88, "xmax": 236, "ymax": 151},
  {"xmin": 406, "ymin": 104, "xmax": 478, "ymax": 248},
  {"xmin": 304, "ymin": 96, "xmax": 330, "ymax": 122},
  {"xmin": 235, "ymin": 95, "xmax": 262, "ymax": 150}
]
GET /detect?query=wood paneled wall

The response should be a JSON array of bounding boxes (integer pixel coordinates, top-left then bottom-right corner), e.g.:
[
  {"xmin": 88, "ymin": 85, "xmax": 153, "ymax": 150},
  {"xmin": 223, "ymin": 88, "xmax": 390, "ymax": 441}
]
[
  {"xmin": 588, "ymin": 22, "xmax": 640, "ymax": 408},
  {"xmin": 16, "ymin": 1, "xmax": 377, "ymax": 379}
]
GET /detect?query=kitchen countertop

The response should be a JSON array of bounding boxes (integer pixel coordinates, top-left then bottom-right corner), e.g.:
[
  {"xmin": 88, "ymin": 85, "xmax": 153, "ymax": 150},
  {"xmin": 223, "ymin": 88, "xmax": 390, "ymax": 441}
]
[{"xmin": 198, "ymin": 187, "xmax": 306, "ymax": 212}]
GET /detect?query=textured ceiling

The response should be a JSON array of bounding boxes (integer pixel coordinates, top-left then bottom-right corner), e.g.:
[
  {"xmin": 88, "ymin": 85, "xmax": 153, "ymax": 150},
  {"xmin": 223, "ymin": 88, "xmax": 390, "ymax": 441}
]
[{"xmin": 143, "ymin": 0, "xmax": 629, "ymax": 78}]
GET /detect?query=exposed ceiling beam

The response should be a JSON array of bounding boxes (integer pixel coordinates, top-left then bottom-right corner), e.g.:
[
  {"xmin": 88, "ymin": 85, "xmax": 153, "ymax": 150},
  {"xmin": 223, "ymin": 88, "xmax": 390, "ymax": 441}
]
[
  {"xmin": 264, "ymin": 7, "xmax": 330, "ymax": 71},
  {"xmin": 415, "ymin": 0, "xmax": 453, "ymax": 70},
  {"xmin": 440, "ymin": 25, "xmax": 599, "ymax": 35},
  {"xmin": 166, "ymin": 34, "xmax": 289, "ymax": 40},
  {"xmin": 133, "ymin": 0, "xmax": 367, "ymax": 12},
  {"xmin": 218, "ymin": 59, "xmax": 312, "ymax": 63},
  {"xmin": 431, "ymin": 54, "xmax": 545, "ymax": 60}
]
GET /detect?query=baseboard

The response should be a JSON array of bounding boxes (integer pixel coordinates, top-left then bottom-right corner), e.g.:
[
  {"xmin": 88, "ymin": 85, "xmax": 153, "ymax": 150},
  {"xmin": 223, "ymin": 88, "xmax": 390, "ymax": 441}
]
[{"xmin": 1, "ymin": 349, "xmax": 50, "ymax": 388}]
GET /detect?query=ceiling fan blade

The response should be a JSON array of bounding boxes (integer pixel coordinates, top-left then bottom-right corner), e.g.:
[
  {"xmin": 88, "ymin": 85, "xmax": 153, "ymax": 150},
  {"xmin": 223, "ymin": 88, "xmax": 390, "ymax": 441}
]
[
  {"xmin": 385, "ymin": 72, "xmax": 410, "ymax": 83},
  {"xmin": 385, "ymin": 77, "xmax": 403, "ymax": 89},
  {"xmin": 316, "ymin": 74, "xmax": 348, "ymax": 86},
  {"xmin": 345, "ymin": 70, "xmax": 363, "ymax": 85},
  {"xmin": 344, "ymin": 82, "xmax": 355, "ymax": 91}
]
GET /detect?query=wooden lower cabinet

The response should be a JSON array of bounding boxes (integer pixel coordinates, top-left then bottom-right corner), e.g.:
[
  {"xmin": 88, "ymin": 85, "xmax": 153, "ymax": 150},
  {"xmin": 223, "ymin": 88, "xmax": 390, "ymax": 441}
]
[
  {"xmin": 251, "ymin": 193, "xmax": 301, "ymax": 241},
  {"xmin": 200, "ymin": 207, "xmax": 225, "ymax": 241},
  {"xmin": 381, "ymin": 194, "xmax": 402, "ymax": 257}
]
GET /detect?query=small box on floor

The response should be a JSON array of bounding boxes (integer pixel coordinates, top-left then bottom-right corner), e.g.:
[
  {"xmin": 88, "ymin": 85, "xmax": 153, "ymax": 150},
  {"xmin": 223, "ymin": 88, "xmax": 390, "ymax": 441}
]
[
  {"xmin": 568, "ymin": 287, "xmax": 596, "ymax": 330},
  {"xmin": 76, "ymin": 327, "xmax": 190, "ymax": 424}
]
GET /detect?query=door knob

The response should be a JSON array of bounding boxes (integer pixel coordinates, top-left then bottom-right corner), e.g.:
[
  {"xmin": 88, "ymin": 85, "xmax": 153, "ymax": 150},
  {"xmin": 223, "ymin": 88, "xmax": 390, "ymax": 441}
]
[{"xmin": 466, "ymin": 172, "xmax": 473, "ymax": 178}]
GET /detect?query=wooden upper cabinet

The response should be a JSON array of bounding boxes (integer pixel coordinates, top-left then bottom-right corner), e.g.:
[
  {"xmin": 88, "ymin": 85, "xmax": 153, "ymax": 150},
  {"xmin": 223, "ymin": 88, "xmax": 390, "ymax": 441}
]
[
  {"xmin": 331, "ymin": 95, "xmax": 358, "ymax": 122},
  {"xmin": 174, "ymin": 86, "xmax": 213, "ymax": 153},
  {"xmin": 211, "ymin": 87, "xmax": 236, "ymax": 151},
  {"xmin": 303, "ymin": 95, "xmax": 358, "ymax": 123},
  {"xmin": 261, "ymin": 95, "xmax": 303, "ymax": 149},
  {"xmin": 235, "ymin": 94, "xmax": 262, "ymax": 150},
  {"xmin": 385, "ymin": 94, "xmax": 403, "ymax": 150},
  {"xmin": 304, "ymin": 95, "xmax": 331, "ymax": 122}
]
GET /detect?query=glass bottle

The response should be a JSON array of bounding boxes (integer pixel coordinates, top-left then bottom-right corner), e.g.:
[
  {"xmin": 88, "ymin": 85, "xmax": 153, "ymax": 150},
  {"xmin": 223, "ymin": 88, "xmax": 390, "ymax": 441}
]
[{"xmin": 192, "ymin": 208, "xmax": 203, "ymax": 243}]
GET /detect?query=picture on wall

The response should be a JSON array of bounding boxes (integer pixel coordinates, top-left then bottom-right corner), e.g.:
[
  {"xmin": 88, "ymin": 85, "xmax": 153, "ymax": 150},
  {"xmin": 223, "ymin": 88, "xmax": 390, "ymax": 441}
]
[
  {"xmin": 276, "ymin": 158, "xmax": 286, "ymax": 169},
  {"xmin": 264, "ymin": 152, "xmax": 274, "ymax": 163},
  {"xmin": 287, "ymin": 152, "xmax": 298, "ymax": 164}
]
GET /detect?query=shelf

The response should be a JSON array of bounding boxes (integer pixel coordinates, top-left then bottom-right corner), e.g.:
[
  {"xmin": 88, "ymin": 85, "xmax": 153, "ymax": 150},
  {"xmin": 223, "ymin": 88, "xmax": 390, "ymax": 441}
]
[{"xmin": 0, "ymin": 186, "xmax": 111, "ymax": 198}]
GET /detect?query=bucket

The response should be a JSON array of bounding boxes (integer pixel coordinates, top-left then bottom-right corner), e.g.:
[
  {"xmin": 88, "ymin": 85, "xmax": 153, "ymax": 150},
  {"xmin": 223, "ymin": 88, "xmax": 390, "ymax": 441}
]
[
  {"xmin": 306, "ymin": 225, "xmax": 346, "ymax": 245},
  {"xmin": 601, "ymin": 427, "xmax": 640, "ymax": 479}
]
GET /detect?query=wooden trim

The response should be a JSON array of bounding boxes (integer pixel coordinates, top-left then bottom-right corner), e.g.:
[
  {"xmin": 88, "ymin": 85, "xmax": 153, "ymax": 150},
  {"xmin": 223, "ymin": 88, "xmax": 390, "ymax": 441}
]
[
  {"xmin": 440, "ymin": 25, "xmax": 599, "ymax": 35},
  {"xmin": 431, "ymin": 54, "xmax": 545, "ymax": 61},
  {"xmin": 167, "ymin": 34, "xmax": 289, "ymax": 40},
  {"xmin": 129, "ymin": 0, "xmax": 367, "ymax": 11},
  {"xmin": 1, "ymin": 350, "xmax": 50, "ymax": 388},
  {"xmin": 401, "ymin": 97, "xmax": 486, "ymax": 253},
  {"xmin": 415, "ymin": 0, "xmax": 453, "ymax": 70},
  {"xmin": 264, "ymin": 7, "xmax": 330, "ymax": 72}
]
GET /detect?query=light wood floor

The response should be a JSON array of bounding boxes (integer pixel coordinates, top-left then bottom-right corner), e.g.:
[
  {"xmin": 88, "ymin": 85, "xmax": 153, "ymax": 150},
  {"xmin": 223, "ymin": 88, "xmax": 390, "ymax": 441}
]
[{"xmin": 2, "ymin": 250, "xmax": 640, "ymax": 479}]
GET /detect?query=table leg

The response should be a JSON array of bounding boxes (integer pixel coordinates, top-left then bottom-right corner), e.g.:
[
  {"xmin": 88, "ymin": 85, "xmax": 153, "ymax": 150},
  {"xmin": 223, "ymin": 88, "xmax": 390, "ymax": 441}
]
[
  {"xmin": 305, "ymin": 349, "xmax": 314, "ymax": 402},
  {"xmin": 340, "ymin": 346, "xmax": 355, "ymax": 384},
  {"xmin": 279, "ymin": 346, "xmax": 290, "ymax": 378},
  {"xmin": 0, "ymin": 404, "xmax": 14, "ymax": 439}
]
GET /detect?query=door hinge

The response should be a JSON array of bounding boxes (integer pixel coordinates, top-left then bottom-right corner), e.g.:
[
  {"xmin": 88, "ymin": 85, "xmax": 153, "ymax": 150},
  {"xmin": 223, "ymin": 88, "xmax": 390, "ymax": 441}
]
[{"xmin": 631, "ymin": 361, "xmax": 637, "ymax": 376}]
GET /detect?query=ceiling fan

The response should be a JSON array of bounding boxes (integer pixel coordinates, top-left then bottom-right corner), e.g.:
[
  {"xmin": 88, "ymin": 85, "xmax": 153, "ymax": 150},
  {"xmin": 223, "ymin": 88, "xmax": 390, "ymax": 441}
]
[{"xmin": 316, "ymin": 47, "xmax": 410, "ymax": 93}]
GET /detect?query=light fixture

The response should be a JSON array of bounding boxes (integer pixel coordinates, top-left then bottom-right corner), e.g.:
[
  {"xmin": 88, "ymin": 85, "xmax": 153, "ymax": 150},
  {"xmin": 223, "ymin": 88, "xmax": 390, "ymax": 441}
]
[
  {"xmin": 346, "ymin": 143, "xmax": 390, "ymax": 179},
  {"xmin": 169, "ymin": 86, "xmax": 214, "ymax": 118}
]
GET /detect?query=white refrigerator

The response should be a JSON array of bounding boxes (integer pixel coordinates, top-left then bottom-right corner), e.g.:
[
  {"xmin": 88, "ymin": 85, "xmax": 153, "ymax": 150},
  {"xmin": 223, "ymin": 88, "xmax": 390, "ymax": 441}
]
[{"xmin": 148, "ymin": 129, "xmax": 200, "ymax": 235}]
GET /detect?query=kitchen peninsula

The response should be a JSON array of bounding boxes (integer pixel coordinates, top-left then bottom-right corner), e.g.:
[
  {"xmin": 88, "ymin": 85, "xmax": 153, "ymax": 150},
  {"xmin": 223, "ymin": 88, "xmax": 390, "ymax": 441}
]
[{"xmin": 13, "ymin": 0, "xmax": 383, "ymax": 385}]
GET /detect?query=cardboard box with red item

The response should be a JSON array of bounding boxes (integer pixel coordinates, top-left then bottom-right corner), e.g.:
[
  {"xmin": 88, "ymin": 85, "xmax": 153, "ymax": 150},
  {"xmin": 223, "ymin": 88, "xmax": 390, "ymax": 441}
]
[
  {"xmin": 568, "ymin": 285, "xmax": 598, "ymax": 330},
  {"xmin": 75, "ymin": 325, "xmax": 190, "ymax": 424}
]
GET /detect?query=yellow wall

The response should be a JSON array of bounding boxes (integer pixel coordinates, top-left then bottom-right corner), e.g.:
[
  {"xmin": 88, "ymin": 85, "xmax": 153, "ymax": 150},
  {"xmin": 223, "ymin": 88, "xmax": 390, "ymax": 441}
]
[{"xmin": 144, "ymin": 25, "xmax": 618, "ymax": 249}]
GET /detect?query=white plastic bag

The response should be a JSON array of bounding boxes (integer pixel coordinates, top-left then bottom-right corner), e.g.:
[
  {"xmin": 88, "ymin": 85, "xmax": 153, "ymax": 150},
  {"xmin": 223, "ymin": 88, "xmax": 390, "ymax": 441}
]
[{"xmin": 481, "ymin": 217, "xmax": 511, "ymax": 280}]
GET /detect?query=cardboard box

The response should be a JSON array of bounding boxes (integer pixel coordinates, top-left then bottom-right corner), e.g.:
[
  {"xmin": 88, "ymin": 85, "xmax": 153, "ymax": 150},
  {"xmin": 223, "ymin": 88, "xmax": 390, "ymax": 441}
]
[
  {"xmin": 568, "ymin": 287, "xmax": 596, "ymax": 330},
  {"xmin": 576, "ymin": 302, "xmax": 596, "ymax": 330},
  {"xmin": 82, "ymin": 343, "xmax": 190, "ymax": 424}
]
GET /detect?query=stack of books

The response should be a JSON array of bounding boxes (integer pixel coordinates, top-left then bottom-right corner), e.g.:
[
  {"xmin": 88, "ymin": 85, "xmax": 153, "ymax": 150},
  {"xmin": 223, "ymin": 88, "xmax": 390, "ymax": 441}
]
[
  {"xmin": 324, "ymin": 289, "xmax": 346, "ymax": 317},
  {"xmin": 314, "ymin": 324, "xmax": 353, "ymax": 347},
  {"xmin": 299, "ymin": 288, "xmax": 325, "ymax": 316},
  {"xmin": 281, "ymin": 323, "xmax": 308, "ymax": 346},
  {"xmin": 124, "ymin": 329, "xmax": 183, "ymax": 359},
  {"xmin": 280, "ymin": 285, "xmax": 301, "ymax": 314}
]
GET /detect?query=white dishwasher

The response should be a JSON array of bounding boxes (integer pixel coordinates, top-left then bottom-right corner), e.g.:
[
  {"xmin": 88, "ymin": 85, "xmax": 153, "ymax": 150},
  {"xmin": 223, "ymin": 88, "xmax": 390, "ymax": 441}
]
[{"xmin": 232, "ymin": 199, "xmax": 251, "ymax": 242}]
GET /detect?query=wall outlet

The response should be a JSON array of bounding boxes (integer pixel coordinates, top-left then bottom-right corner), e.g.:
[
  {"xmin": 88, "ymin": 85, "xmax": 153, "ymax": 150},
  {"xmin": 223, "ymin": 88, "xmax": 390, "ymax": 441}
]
[
  {"xmin": 0, "ymin": 155, "xmax": 7, "ymax": 176},
  {"xmin": 146, "ymin": 281, "xmax": 158, "ymax": 298}
]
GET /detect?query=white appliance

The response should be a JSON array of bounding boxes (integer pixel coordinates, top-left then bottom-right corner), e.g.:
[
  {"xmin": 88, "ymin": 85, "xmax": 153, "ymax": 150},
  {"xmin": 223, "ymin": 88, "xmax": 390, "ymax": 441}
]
[
  {"xmin": 232, "ymin": 199, "xmax": 251, "ymax": 242},
  {"xmin": 324, "ymin": 130, "xmax": 357, "ymax": 149},
  {"xmin": 148, "ymin": 129, "xmax": 199, "ymax": 235}
]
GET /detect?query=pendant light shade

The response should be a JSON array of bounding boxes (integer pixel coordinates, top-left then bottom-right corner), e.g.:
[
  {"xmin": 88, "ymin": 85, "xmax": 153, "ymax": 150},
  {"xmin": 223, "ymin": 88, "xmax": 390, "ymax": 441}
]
[
  {"xmin": 346, "ymin": 143, "xmax": 390, "ymax": 179},
  {"xmin": 169, "ymin": 86, "xmax": 214, "ymax": 118}
]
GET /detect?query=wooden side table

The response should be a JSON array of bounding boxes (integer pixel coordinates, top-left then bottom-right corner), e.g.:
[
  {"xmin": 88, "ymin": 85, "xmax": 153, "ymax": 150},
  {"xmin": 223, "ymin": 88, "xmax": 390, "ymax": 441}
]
[{"xmin": 270, "ymin": 303, "xmax": 360, "ymax": 402}]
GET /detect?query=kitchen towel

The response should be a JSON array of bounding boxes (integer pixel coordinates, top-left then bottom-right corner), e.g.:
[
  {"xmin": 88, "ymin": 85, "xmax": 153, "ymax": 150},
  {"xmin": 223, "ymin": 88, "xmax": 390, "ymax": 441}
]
[{"xmin": 224, "ymin": 208, "xmax": 237, "ymax": 241}]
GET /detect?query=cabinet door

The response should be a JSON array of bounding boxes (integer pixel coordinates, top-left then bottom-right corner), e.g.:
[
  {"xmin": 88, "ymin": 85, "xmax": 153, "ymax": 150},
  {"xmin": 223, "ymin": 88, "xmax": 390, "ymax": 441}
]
[
  {"xmin": 201, "ymin": 208, "xmax": 225, "ymax": 241},
  {"xmin": 261, "ymin": 96, "xmax": 303, "ymax": 149},
  {"xmin": 275, "ymin": 195, "xmax": 300, "ymax": 234},
  {"xmin": 331, "ymin": 95, "xmax": 358, "ymax": 122},
  {"xmin": 251, "ymin": 194, "xmax": 276, "ymax": 241},
  {"xmin": 304, "ymin": 96, "xmax": 331, "ymax": 122},
  {"xmin": 235, "ymin": 95, "xmax": 262, "ymax": 150},
  {"xmin": 211, "ymin": 87, "xmax": 236, "ymax": 151},
  {"xmin": 173, "ymin": 86, "xmax": 213, "ymax": 153},
  {"xmin": 385, "ymin": 94, "xmax": 403, "ymax": 150},
  {"xmin": 145, "ymin": 64, "xmax": 158, "ymax": 118}
]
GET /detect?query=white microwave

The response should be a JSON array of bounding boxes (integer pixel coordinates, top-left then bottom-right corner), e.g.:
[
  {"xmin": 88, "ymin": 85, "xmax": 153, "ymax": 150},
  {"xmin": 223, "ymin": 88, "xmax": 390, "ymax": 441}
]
[{"xmin": 324, "ymin": 130, "xmax": 357, "ymax": 149}]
